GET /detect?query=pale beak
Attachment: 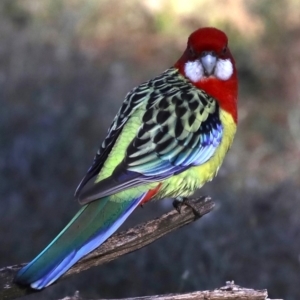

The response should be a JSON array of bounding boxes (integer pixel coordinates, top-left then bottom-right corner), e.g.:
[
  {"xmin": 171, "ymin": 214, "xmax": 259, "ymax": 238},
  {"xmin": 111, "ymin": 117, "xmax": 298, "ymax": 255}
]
[{"xmin": 200, "ymin": 52, "xmax": 217, "ymax": 76}]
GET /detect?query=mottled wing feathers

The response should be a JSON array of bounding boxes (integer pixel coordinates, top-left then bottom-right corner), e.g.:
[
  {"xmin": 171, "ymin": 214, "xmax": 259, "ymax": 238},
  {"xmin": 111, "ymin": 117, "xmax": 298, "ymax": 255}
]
[
  {"xmin": 75, "ymin": 68, "xmax": 186, "ymax": 196},
  {"xmin": 75, "ymin": 79, "xmax": 152, "ymax": 196},
  {"xmin": 77, "ymin": 69, "xmax": 223, "ymax": 204},
  {"xmin": 126, "ymin": 89, "xmax": 222, "ymax": 176}
]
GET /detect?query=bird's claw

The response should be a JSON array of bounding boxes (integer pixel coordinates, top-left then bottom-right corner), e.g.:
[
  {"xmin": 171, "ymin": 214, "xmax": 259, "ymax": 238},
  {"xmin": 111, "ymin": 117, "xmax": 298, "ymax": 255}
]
[
  {"xmin": 183, "ymin": 199, "xmax": 202, "ymax": 217},
  {"xmin": 173, "ymin": 199, "xmax": 184, "ymax": 214},
  {"xmin": 173, "ymin": 196, "xmax": 208, "ymax": 217}
]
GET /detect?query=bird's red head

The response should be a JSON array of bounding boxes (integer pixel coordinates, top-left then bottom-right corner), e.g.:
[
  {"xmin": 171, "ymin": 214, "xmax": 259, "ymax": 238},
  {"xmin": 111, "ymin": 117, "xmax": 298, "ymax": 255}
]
[{"xmin": 175, "ymin": 27, "xmax": 238, "ymax": 123}]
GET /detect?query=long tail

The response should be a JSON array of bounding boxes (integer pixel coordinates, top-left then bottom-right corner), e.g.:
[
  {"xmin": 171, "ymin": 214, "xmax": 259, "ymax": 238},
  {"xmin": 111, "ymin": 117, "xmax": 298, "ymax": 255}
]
[{"xmin": 14, "ymin": 193, "xmax": 146, "ymax": 289}]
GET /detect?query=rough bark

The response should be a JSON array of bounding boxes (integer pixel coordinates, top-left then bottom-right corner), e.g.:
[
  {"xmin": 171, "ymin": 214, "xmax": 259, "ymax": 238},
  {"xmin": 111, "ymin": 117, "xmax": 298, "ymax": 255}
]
[{"xmin": 59, "ymin": 282, "xmax": 281, "ymax": 300}]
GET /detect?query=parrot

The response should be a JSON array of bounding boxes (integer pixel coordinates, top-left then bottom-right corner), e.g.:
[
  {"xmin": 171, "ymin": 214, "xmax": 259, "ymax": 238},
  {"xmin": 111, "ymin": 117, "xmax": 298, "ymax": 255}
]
[{"xmin": 14, "ymin": 27, "xmax": 238, "ymax": 289}]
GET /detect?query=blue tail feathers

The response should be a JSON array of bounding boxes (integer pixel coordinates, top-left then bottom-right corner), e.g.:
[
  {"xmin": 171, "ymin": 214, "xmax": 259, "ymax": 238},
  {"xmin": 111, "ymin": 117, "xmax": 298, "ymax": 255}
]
[{"xmin": 15, "ymin": 194, "xmax": 145, "ymax": 289}]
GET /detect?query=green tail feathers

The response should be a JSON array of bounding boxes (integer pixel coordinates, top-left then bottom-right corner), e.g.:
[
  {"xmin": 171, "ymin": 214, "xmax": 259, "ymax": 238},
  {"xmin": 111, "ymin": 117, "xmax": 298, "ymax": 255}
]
[{"xmin": 15, "ymin": 194, "xmax": 145, "ymax": 289}]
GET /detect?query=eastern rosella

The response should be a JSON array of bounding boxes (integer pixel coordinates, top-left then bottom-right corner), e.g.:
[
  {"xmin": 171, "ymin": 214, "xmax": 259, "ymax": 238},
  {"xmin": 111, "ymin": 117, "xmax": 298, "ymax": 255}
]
[{"xmin": 15, "ymin": 27, "xmax": 238, "ymax": 289}]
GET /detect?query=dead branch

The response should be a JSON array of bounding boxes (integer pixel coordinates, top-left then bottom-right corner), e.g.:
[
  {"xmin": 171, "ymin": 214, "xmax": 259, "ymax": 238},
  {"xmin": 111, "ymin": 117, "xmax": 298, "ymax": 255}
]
[
  {"xmin": 59, "ymin": 282, "xmax": 281, "ymax": 300},
  {"xmin": 0, "ymin": 197, "xmax": 214, "ymax": 300}
]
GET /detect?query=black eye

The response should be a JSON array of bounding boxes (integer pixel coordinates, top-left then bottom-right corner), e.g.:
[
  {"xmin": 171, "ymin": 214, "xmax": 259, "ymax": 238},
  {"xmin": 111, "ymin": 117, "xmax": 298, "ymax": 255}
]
[
  {"xmin": 188, "ymin": 46, "xmax": 195, "ymax": 57},
  {"xmin": 222, "ymin": 46, "xmax": 227, "ymax": 54}
]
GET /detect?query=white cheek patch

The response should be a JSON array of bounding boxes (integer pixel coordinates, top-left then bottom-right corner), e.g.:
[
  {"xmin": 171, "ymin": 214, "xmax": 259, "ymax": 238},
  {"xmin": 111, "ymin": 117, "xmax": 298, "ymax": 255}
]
[
  {"xmin": 184, "ymin": 61, "xmax": 204, "ymax": 82},
  {"xmin": 214, "ymin": 59, "xmax": 233, "ymax": 80}
]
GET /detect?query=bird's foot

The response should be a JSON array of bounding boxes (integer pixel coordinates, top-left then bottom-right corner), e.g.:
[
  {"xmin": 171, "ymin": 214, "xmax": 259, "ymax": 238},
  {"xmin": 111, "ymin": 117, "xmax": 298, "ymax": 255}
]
[
  {"xmin": 173, "ymin": 197, "xmax": 184, "ymax": 214},
  {"xmin": 173, "ymin": 196, "xmax": 208, "ymax": 217}
]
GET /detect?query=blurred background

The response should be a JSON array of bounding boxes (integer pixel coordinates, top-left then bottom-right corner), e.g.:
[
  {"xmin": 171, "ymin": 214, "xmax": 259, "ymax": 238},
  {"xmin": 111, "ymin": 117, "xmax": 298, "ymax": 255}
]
[{"xmin": 1, "ymin": 0, "xmax": 300, "ymax": 299}]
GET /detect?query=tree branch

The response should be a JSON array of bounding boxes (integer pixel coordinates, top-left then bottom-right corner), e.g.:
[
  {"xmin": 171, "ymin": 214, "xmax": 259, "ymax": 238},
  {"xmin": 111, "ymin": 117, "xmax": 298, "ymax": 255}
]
[
  {"xmin": 0, "ymin": 197, "xmax": 214, "ymax": 300},
  {"xmin": 59, "ymin": 282, "xmax": 281, "ymax": 300}
]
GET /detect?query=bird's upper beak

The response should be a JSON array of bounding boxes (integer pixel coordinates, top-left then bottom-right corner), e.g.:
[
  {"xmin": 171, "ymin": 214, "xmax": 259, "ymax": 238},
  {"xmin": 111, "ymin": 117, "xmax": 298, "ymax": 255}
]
[{"xmin": 200, "ymin": 52, "xmax": 217, "ymax": 76}]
